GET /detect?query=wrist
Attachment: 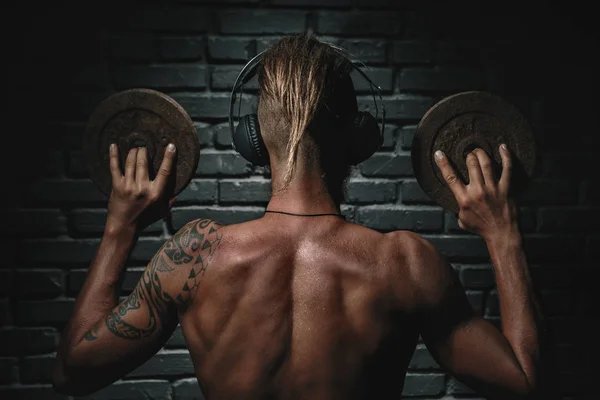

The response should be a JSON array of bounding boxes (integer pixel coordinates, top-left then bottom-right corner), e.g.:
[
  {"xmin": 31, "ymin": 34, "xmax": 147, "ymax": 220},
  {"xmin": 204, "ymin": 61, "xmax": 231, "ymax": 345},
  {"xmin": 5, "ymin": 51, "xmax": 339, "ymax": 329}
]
[
  {"xmin": 484, "ymin": 226, "xmax": 523, "ymax": 250},
  {"xmin": 104, "ymin": 218, "xmax": 137, "ymax": 240}
]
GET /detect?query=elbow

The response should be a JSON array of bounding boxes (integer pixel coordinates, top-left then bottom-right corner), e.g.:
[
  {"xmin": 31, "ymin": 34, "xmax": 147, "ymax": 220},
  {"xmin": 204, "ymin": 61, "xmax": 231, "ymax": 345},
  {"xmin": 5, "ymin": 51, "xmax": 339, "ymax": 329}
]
[{"xmin": 52, "ymin": 354, "xmax": 97, "ymax": 396}]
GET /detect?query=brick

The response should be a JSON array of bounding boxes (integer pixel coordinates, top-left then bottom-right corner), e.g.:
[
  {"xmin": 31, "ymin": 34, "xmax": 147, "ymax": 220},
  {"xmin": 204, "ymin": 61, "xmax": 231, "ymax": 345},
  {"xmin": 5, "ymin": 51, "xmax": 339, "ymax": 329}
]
[
  {"xmin": 21, "ymin": 238, "xmax": 98, "ymax": 264},
  {"xmin": 211, "ymin": 65, "xmax": 258, "ymax": 91},
  {"xmin": 422, "ymin": 235, "xmax": 489, "ymax": 261},
  {"xmin": 401, "ymin": 373, "xmax": 445, "ymax": 396},
  {"xmin": 0, "ymin": 357, "xmax": 18, "ymax": 384},
  {"xmin": 359, "ymin": 153, "xmax": 412, "ymax": 177},
  {"xmin": 358, "ymin": 95, "xmax": 435, "ymax": 121},
  {"xmin": 174, "ymin": 179, "xmax": 218, "ymax": 205},
  {"xmin": 218, "ymin": 10, "xmax": 307, "ymax": 34},
  {"xmin": 448, "ymin": 377, "xmax": 476, "ymax": 394},
  {"xmin": 522, "ymin": 235, "xmax": 585, "ymax": 262},
  {"xmin": 173, "ymin": 378, "xmax": 205, "ymax": 400},
  {"xmin": 128, "ymin": 350, "xmax": 194, "ymax": 378},
  {"xmin": 30, "ymin": 150, "xmax": 64, "ymax": 178},
  {"xmin": 172, "ymin": 207, "xmax": 264, "ymax": 228},
  {"xmin": 115, "ymin": 65, "xmax": 207, "ymax": 89},
  {"xmin": 0, "ymin": 328, "xmax": 58, "ymax": 356},
  {"xmin": 401, "ymin": 180, "xmax": 435, "ymax": 204},
  {"xmin": 171, "ymin": 93, "xmax": 255, "ymax": 119},
  {"xmin": 130, "ymin": 238, "xmax": 165, "ymax": 262},
  {"xmin": 398, "ymin": 125, "xmax": 416, "ymax": 150},
  {"xmin": 538, "ymin": 207, "xmax": 600, "ymax": 232},
  {"xmin": 0, "ymin": 385, "xmax": 70, "ymax": 400},
  {"xmin": 127, "ymin": 6, "xmax": 210, "ymax": 32},
  {"xmin": 341, "ymin": 205, "xmax": 356, "ymax": 222},
  {"xmin": 338, "ymin": 39, "xmax": 386, "ymax": 64},
  {"xmin": 408, "ymin": 344, "xmax": 440, "ymax": 369},
  {"xmin": 196, "ymin": 150, "xmax": 253, "ymax": 177},
  {"xmin": 21, "ymin": 353, "xmax": 54, "ymax": 383},
  {"xmin": 68, "ymin": 150, "xmax": 87, "ymax": 177},
  {"xmin": 166, "ymin": 325, "xmax": 187, "ymax": 348},
  {"xmin": 212, "ymin": 66, "xmax": 246, "ymax": 92},
  {"xmin": 208, "ymin": 36, "xmax": 254, "ymax": 61},
  {"xmin": 516, "ymin": 179, "xmax": 579, "ymax": 205},
  {"xmin": 214, "ymin": 123, "xmax": 234, "ymax": 148},
  {"xmin": 466, "ymin": 290, "xmax": 485, "ymax": 315},
  {"xmin": 352, "ymin": 67, "xmax": 393, "ymax": 93},
  {"xmin": 346, "ymin": 179, "xmax": 396, "ymax": 204},
  {"xmin": 356, "ymin": 205, "xmax": 443, "ymax": 232},
  {"xmin": 17, "ymin": 299, "xmax": 74, "ymax": 324},
  {"xmin": 110, "ymin": 34, "xmax": 157, "ymax": 61},
  {"xmin": 160, "ymin": 36, "xmax": 205, "ymax": 60},
  {"xmin": 256, "ymin": 37, "xmax": 282, "ymax": 53},
  {"xmin": 0, "ymin": 209, "xmax": 67, "ymax": 235},
  {"xmin": 392, "ymin": 40, "xmax": 435, "ymax": 64},
  {"xmin": 194, "ymin": 122, "xmax": 213, "ymax": 148},
  {"xmin": 16, "ymin": 270, "xmax": 64, "ymax": 298},
  {"xmin": 380, "ymin": 124, "xmax": 396, "ymax": 150},
  {"xmin": 68, "ymin": 209, "xmax": 163, "ymax": 235},
  {"xmin": 392, "ymin": 40, "xmax": 482, "ymax": 65},
  {"xmin": 79, "ymin": 380, "xmax": 172, "ymax": 400},
  {"xmin": 69, "ymin": 268, "xmax": 144, "ymax": 294},
  {"xmin": 399, "ymin": 67, "xmax": 481, "ymax": 92},
  {"xmin": 459, "ymin": 264, "xmax": 495, "ymax": 289},
  {"xmin": 25, "ymin": 180, "xmax": 108, "ymax": 204},
  {"xmin": 219, "ymin": 179, "xmax": 271, "ymax": 204},
  {"xmin": 21, "ymin": 237, "xmax": 163, "ymax": 264},
  {"xmin": 316, "ymin": 11, "xmax": 401, "ymax": 36}
]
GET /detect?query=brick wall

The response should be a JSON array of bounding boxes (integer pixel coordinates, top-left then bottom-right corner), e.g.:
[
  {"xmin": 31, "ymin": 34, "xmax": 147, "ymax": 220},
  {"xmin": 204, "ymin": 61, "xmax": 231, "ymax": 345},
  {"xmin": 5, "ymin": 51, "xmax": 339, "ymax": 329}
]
[{"xmin": 2, "ymin": 0, "xmax": 597, "ymax": 399}]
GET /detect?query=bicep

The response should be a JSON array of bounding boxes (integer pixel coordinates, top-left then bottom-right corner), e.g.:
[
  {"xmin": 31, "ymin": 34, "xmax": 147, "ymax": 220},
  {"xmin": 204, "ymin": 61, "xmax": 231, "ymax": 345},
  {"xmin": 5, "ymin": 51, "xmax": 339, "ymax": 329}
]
[
  {"xmin": 68, "ymin": 219, "xmax": 223, "ymax": 390},
  {"xmin": 413, "ymin": 238, "xmax": 531, "ymax": 399}
]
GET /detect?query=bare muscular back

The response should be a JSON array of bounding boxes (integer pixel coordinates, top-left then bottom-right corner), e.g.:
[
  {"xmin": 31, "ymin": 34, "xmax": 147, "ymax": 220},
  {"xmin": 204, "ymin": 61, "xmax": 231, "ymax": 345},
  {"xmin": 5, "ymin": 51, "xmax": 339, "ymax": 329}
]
[{"xmin": 178, "ymin": 215, "xmax": 419, "ymax": 400}]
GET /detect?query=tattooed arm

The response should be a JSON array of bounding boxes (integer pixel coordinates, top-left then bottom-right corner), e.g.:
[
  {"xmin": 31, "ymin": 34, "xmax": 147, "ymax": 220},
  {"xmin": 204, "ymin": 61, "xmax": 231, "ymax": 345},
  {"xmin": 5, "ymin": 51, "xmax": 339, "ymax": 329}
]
[{"xmin": 52, "ymin": 218, "xmax": 222, "ymax": 395}]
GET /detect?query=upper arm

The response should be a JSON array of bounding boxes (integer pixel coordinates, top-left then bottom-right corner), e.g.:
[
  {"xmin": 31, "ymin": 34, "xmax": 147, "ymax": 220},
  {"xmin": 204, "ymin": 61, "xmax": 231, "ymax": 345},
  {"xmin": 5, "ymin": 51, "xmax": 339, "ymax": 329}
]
[
  {"xmin": 403, "ymin": 233, "xmax": 534, "ymax": 399},
  {"xmin": 65, "ymin": 218, "xmax": 223, "ymax": 393}
]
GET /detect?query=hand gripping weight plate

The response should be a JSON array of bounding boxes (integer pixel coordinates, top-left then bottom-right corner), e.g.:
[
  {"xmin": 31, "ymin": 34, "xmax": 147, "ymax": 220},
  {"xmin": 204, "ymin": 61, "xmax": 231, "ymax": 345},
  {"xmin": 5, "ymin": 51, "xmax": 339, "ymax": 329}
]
[
  {"xmin": 411, "ymin": 91, "xmax": 536, "ymax": 214},
  {"xmin": 84, "ymin": 88, "xmax": 199, "ymax": 196}
]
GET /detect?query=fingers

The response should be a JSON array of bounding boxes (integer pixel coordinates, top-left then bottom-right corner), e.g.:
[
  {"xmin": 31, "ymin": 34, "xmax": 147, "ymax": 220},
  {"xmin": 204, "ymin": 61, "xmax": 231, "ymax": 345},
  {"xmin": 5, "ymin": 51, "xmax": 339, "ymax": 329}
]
[
  {"xmin": 153, "ymin": 143, "xmax": 176, "ymax": 191},
  {"xmin": 472, "ymin": 149, "xmax": 495, "ymax": 186},
  {"xmin": 124, "ymin": 147, "xmax": 138, "ymax": 184},
  {"xmin": 498, "ymin": 143, "xmax": 512, "ymax": 194},
  {"xmin": 434, "ymin": 150, "xmax": 466, "ymax": 199},
  {"xmin": 465, "ymin": 152, "xmax": 484, "ymax": 187},
  {"xmin": 135, "ymin": 147, "xmax": 149, "ymax": 182},
  {"xmin": 109, "ymin": 143, "xmax": 122, "ymax": 182}
]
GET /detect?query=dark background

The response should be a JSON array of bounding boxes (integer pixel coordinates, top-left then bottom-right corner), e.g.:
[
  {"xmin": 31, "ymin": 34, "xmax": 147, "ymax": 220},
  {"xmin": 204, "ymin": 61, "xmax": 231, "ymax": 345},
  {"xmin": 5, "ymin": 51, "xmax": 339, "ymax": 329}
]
[{"xmin": 1, "ymin": 0, "xmax": 598, "ymax": 399}]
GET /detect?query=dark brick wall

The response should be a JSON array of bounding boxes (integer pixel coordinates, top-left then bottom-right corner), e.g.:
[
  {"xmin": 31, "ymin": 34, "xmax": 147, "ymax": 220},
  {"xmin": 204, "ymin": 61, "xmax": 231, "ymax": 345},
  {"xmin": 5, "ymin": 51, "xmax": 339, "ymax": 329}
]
[{"xmin": 2, "ymin": 0, "xmax": 598, "ymax": 399}]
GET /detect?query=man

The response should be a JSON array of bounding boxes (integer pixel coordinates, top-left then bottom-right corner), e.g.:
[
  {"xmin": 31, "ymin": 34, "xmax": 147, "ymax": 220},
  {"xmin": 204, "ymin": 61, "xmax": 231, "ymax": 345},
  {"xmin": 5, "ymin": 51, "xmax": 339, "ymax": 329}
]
[{"xmin": 53, "ymin": 36, "xmax": 545, "ymax": 399}]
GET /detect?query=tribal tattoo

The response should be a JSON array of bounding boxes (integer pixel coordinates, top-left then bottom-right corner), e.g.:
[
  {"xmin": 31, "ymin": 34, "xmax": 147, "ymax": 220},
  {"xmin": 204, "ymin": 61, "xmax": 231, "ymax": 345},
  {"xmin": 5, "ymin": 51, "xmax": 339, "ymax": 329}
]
[{"xmin": 102, "ymin": 219, "xmax": 222, "ymax": 340}]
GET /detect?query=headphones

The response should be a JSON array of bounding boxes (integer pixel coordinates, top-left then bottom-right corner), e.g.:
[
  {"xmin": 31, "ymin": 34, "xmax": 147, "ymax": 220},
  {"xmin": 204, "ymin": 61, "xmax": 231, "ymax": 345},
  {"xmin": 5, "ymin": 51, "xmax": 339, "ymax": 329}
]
[{"xmin": 228, "ymin": 41, "xmax": 386, "ymax": 166}]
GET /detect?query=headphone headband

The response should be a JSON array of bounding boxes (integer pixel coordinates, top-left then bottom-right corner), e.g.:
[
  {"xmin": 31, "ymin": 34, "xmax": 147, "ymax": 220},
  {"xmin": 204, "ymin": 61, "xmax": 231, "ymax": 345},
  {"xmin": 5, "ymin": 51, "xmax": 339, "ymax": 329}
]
[{"xmin": 228, "ymin": 41, "xmax": 386, "ymax": 151}]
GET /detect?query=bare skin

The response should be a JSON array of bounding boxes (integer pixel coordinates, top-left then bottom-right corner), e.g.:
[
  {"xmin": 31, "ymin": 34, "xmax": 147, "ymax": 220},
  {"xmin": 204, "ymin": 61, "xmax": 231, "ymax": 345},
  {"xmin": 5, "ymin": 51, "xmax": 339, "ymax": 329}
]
[{"xmin": 53, "ymin": 141, "xmax": 544, "ymax": 399}]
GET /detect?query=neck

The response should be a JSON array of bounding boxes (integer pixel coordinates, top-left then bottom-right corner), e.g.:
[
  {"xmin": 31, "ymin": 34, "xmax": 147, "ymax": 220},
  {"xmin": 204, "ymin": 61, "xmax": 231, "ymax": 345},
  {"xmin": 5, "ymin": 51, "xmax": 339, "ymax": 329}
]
[{"xmin": 267, "ymin": 166, "xmax": 342, "ymax": 215}]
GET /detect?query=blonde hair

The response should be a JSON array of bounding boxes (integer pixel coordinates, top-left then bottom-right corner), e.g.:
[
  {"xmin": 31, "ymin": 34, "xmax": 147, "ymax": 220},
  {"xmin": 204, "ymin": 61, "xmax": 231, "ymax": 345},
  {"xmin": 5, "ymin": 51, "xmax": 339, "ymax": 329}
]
[{"xmin": 258, "ymin": 35, "xmax": 353, "ymax": 190}]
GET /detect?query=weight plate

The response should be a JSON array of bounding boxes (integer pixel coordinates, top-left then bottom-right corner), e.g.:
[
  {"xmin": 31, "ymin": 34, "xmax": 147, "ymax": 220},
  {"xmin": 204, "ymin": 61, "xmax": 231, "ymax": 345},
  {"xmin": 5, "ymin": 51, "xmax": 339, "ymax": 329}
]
[
  {"xmin": 84, "ymin": 88, "xmax": 199, "ymax": 197},
  {"xmin": 412, "ymin": 91, "xmax": 536, "ymax": 214}
]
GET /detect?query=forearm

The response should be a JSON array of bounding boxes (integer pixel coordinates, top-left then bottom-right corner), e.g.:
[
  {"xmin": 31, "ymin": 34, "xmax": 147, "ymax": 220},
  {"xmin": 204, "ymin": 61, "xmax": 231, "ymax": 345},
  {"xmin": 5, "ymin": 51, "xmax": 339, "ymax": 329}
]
[
  {"xmin": 486, "ymin": 229, "xmax": 543, "ymax": 387},
  {"xmin": 57, "ymin": 225, "xmax": 137, "ymax": 356}
]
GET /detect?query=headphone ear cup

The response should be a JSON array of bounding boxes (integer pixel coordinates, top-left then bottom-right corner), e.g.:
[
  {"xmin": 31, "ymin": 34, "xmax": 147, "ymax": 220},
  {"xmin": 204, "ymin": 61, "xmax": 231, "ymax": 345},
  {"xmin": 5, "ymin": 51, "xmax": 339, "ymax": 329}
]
[
  {"xmin": 347, "ymin": 111, "xmax": 382, "ymax": 165},
  {"xmin": 233, "ymin": 114, "xmax": 270, "ymax": 166}
]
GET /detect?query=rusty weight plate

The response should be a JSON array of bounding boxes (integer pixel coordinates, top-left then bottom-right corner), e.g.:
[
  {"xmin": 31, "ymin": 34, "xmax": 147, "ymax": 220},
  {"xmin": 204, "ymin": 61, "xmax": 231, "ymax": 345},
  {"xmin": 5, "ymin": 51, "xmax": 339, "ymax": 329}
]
[
  {"xmin": 412, "ymin": 91, "xmax": 536, "ymax": 214},
  {"xmin": 84, "ymin": 88, "xmax": 199, "ymax": 196}
]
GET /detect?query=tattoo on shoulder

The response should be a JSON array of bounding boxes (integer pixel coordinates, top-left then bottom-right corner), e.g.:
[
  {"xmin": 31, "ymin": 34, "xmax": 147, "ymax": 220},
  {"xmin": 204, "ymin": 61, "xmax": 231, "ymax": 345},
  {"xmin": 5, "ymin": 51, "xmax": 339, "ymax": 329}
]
[{"xmin": 104, "ymin": 219, "xmax": 223, "ymax": 340}]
